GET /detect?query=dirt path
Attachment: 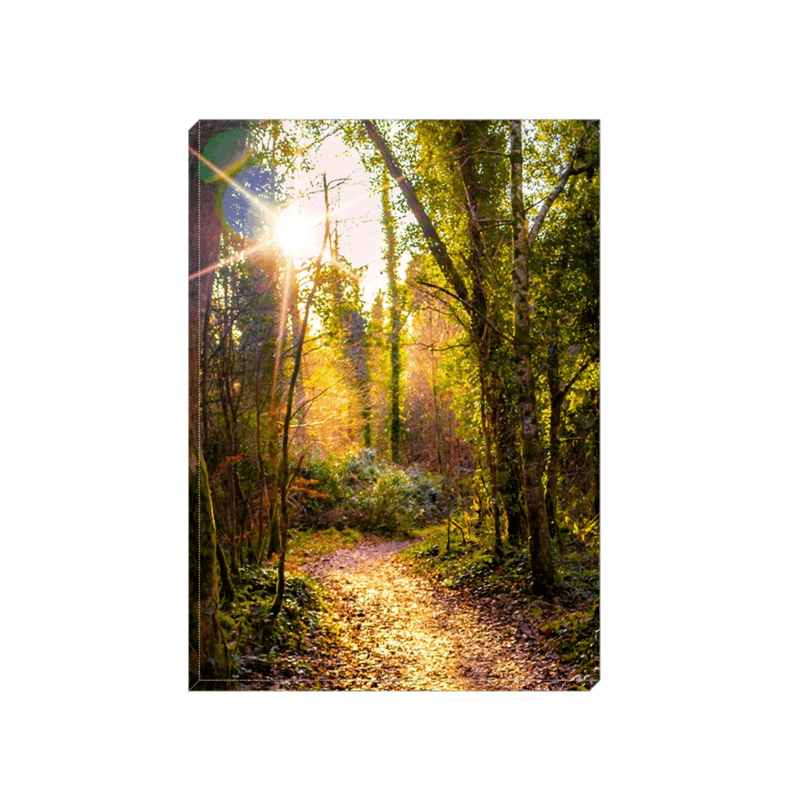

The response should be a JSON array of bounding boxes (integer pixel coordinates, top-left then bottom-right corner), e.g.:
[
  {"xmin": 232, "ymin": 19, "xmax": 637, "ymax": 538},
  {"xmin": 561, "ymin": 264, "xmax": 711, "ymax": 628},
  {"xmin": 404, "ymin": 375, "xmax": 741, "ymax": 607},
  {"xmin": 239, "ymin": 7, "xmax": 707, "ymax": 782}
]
[{"xmin": 300, "ymin": 538, "xmax": 570, "ymax": 690}]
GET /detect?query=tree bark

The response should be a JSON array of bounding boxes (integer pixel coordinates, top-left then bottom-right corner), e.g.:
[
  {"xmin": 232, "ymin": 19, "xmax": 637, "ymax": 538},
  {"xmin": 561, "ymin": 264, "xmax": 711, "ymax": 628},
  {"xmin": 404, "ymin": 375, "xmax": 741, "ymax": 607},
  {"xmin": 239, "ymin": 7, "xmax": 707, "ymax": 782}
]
[
  {"xmin": 546, "ymin": 348, "xmax": 599, "ymax": 549},
  {"xmin": 288, "ymin": 272, "xmax": 308, "ymax": 442},
  {"xmin": 509, "ymin": 120, "xmax": 554, "ymax": 593},
  {"xmin": 189, "ymin": 120, "xmax": 248, "ymax": 688},
  {"xmin": 546, "ymin": 347, "xmax": 564, "ymax": 551}
]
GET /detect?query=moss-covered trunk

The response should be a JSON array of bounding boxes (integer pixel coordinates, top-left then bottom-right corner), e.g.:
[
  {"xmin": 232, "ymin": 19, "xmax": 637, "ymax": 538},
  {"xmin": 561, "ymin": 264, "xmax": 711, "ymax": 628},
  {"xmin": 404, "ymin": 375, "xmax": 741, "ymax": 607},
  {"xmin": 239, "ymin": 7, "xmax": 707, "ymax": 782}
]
[
  {"xmin": 382, "ymin": 175, "xmax": 402, "ymax": 463},
  {"xmin": 189, "ymin": 458, "xmax": 232, "ymax": 687},
  {"xmin": 546, "ymin": 349, "xmax": 565, "ymax": 552},
  {"xmin": 189, "ymin": 120, "xmax": 248, "ymax": 689}
]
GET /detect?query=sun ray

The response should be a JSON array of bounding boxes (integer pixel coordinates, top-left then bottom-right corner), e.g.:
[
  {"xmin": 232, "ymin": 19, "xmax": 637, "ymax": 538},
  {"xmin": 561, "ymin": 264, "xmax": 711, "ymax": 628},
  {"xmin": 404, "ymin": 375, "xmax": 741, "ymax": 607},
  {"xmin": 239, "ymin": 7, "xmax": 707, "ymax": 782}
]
[
  {"xmin": 189, "ymin": 145, "xmax": 275, "ymax": 220},
  {"xmin": 189, "ymin": 145, "xmax": 278, "ymax": 280},
  {"xmin": 188, "ymin": 240, "xmax": 267, "ymax": 281}
]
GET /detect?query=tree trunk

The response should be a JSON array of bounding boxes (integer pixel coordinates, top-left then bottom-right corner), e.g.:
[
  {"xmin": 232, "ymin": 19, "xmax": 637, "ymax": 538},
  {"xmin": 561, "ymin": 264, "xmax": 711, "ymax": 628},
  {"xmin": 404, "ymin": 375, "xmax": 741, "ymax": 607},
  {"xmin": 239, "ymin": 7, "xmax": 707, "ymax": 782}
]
[
  {"xmin": 496, "ymin": 407, "xmax": 526, "ymax": 549},
  {"xmin": 189, "ymin": 120, "xmax": 248, "ymax": 688},
  {"xmin": 546, "ymin": 346, "xmax": 599, "ymax": 551},
  {"xmin": 591, "ymin": 387, "xmax": 600, "ymax": 518},
  {"xmin": 546, "ymin": 347, "xmax": 564, "ymax": 551},
  {"xmin": 271, "ymin": 175, "xmax": 331, "ymax": 620},
  {"xmin": 509, "ymin": 120, "xmax": 554, "ymax": 593},
  {"xmin": 288, "ymin": 272, "xmax": 308, "ymax": 442},
  {"xmin": 381, "ymin": 175, "xmax": 402, "ymax": 463}
]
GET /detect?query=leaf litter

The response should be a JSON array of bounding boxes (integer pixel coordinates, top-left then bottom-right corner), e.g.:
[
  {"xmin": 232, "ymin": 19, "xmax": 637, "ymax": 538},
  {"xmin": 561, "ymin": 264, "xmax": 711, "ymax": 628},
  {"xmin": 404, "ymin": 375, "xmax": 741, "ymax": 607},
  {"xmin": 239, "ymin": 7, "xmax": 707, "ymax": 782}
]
[{"xmin": 240, "ymin": 538, "xmax": 582, "ymax": 691}]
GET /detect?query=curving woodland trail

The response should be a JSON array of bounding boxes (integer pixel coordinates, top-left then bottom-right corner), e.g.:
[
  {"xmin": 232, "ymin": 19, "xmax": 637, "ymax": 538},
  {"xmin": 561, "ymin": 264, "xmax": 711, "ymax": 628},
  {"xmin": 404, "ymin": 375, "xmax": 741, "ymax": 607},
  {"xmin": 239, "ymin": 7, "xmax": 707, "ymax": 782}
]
[{"xmin": 295, "ymin": 538, "xmax": 573, "ymax": 691}]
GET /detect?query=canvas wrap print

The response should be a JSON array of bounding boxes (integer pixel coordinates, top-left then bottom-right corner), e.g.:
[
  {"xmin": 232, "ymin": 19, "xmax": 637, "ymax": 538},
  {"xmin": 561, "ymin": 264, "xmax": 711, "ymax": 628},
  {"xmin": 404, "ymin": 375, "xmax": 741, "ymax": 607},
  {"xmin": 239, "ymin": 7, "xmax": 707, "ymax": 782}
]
[{"xmin": 189, "ymin": 120, "xmax": 599, "ymax": 691}]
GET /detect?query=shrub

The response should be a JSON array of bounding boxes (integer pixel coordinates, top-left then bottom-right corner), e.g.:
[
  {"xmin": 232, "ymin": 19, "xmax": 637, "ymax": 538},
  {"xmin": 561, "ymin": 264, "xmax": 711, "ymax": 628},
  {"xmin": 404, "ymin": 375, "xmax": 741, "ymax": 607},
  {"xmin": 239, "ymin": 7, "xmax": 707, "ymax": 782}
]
[
  {"xmin": 368, "ymin": 468, "xmax": 420, "ymax": 536},
  {"xmin": 295, "ymin": 448, "xmax": 443, "ymax": 535}
]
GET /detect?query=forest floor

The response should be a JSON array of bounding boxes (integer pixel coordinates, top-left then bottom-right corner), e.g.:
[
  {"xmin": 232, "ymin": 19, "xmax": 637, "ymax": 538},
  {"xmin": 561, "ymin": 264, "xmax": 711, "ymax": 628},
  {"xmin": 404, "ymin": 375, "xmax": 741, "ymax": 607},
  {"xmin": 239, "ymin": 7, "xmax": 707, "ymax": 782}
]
[{"xmin": 240, "ymin": 535, "xmax": 582, "ymax": 691}]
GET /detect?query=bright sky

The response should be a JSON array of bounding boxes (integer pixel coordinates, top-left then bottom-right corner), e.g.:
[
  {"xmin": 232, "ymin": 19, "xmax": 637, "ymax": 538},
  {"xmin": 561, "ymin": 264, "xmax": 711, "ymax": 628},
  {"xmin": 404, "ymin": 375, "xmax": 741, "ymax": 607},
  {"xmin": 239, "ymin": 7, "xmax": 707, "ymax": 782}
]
[{"xmin": 280, "ymin": 130, "xmax": 411, "ymax": 305}]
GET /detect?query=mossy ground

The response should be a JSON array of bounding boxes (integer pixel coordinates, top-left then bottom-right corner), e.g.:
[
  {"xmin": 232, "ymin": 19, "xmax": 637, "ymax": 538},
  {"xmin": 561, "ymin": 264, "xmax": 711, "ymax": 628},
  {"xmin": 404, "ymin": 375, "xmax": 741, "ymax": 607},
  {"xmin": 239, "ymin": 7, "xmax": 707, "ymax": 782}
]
[
  {"xmin": 219, "ymin": 560, "xmax": 337, "ymax": 686},
  {"xmin": 220, "ymin": 527, "xmax": 391, "ymax": 688}
]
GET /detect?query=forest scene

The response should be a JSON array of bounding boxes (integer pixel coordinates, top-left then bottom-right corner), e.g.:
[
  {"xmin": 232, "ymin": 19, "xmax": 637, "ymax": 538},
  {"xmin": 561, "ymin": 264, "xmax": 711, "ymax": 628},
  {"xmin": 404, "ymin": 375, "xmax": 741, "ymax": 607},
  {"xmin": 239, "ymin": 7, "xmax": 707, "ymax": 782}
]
[{"xmin": 189, "ymin": 119, "xmax": 600, "ymax": 691}]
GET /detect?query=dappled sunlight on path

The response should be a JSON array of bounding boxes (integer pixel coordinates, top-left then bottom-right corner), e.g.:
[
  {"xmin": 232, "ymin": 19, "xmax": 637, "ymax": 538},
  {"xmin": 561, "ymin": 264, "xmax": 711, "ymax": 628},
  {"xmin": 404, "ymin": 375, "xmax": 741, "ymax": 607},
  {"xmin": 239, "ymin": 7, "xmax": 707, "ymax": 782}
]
[{"xmin": 304, "ymin": 539, "xmax": 562, "ymax": 690}]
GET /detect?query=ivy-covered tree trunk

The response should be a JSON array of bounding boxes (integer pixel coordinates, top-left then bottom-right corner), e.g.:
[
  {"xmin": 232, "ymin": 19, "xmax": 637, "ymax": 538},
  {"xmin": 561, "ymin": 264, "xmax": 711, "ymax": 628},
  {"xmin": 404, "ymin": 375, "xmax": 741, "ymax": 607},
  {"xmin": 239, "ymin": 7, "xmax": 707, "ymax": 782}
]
[
  {"xmin": 510, "ymin": 120, "xmax": 598, "ymax": 592},
  {"xmin": 189, "ymin": 459, "xmax": 231, "ymax": 687},
  {"xmin": 381, "ymin": 175, "xmax": 402, "ymax": 463},
  {"xmin": 509, "ymin": 120, "xmax": 554, "ymax": 593},
  {"xmin": 495, "ymin": 404, "xmax": 526, "ymax": 549},
  {"xmin": 591, "ymin": 387, "xmax": 600, "ymax": 518},
  {"xmin": 545, "ymin": 346, "xmax": 599, "ymax": 551}
]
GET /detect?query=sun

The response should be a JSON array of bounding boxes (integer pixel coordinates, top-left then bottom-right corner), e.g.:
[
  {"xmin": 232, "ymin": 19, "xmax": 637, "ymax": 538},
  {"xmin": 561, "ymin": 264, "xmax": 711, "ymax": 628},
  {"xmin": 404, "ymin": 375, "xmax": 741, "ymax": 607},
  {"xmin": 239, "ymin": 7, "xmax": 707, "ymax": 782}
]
[{"xmin": 275, "ymin": 210, "xmax": 315, "ymax": 257}]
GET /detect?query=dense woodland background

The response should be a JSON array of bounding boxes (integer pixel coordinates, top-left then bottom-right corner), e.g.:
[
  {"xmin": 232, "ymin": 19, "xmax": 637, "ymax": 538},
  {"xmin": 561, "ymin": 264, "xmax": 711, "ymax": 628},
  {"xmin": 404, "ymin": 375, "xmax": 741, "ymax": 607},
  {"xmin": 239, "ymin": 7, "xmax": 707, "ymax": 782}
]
[{"xmin": 189, "ymin": 120, "xmax": 600, "ymax": 688}]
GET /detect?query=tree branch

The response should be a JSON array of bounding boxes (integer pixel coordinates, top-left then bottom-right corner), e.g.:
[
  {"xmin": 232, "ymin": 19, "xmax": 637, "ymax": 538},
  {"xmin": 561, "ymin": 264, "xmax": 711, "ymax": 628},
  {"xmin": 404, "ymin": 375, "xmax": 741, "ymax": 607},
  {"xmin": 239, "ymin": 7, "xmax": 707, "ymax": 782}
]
[
  {"xmin": 554, "ymin": 349, "xmax": 599, "ymax": 407},
  {"xmin": 362, "ymin": 120, "xmax": 470, "ymax": 304},
  {"xmin": 414, "ymin": 279, "xmax": 513, "ymax": 346},
  {"xmin": 527, "ymin": 122, "xmax": 599, "ymax": 248}
]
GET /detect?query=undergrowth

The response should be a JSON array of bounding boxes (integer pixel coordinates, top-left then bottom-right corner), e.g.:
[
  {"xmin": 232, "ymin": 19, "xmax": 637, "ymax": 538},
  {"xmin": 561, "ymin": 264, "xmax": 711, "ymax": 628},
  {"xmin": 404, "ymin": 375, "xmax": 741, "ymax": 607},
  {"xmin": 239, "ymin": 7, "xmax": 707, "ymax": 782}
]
[
  {"xmin": 285, "ymin": 526, "xmax": 366, "ymax": 563},
  {"xmin": 398, "ymin": 522, "xmax": 531, "ymax": 597},
  {"xmin": 540, "ymin": 597, "xmax": 599, "ymax": 684},
  {"xmin": 400, "ymin": 520, "xmax": 600, "ymax": 687},
  {"xmin": 219, "ymin": 563, "xmax": 337, "ymax": 685},
  {"xmin": 220, "ymin": 509, "xmax": 599, "ymax": 688},
  {"xmin": 295, "ymin": 448, "xmax": 444, "ymax": 536}
]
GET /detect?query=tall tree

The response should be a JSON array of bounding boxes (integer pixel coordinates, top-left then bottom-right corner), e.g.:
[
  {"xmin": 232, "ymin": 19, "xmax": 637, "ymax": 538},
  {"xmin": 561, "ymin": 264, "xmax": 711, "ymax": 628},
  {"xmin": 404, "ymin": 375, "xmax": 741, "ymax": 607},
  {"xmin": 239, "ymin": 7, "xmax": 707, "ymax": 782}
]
[
  {"xmin": 271, "ymin": 174, "xmax": 331, "ymax": 619},
  {"xmin": 189, "ymin": 120, "xmax": 251, "ymax": 688},
  {"xmin": 381, "ymin": 173, "xmax": 403, "ymax": 462},
  {"xmin": 509, "ymin": 119, "xmax": 599, "ymax": 591},
  {"xmin": 363, "ymin": 119, "xmax": 510, "ymax": 559}
]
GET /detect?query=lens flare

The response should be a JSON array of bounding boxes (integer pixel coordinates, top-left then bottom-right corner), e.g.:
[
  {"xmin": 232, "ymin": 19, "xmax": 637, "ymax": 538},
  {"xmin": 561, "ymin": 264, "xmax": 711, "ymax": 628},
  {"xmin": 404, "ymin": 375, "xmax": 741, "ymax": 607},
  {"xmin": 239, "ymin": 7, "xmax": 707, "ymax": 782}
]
[
  {"xmin": 222, "ymin": 167, "xmax": 278, "ymax": 240},
  {"xmin": 198, "ymin": 129, "xmax": 251, "ymax": 183}
]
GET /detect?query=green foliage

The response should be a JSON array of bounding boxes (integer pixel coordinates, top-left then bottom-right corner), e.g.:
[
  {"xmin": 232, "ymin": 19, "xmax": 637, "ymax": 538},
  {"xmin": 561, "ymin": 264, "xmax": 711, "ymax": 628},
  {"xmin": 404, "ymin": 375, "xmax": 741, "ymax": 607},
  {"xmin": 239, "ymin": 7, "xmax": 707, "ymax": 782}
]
[
  {"xmin": 287, "ymin": 526, "xmax": 364, "ymax": 560},
  {"xmin": 539, "ymin": 598, "xmax": 599, "ymax": 683},
  {"xmin": 367, "ymin": 469, "xmax": 419, "ymax": 535},
  {"xmin": 194, "ymin": 120, "xmax": 600, "ymax": 688},
  {"xmin": 222, "ymin": 563, "xmax": 330, "ymax": 682},
  {"xmin": 400, "ymin": 521, "xmax": 514, "ymax": 594},
  {"xmin": 298, "ymin": 449, "xmax": 443, "ymax": 535}
]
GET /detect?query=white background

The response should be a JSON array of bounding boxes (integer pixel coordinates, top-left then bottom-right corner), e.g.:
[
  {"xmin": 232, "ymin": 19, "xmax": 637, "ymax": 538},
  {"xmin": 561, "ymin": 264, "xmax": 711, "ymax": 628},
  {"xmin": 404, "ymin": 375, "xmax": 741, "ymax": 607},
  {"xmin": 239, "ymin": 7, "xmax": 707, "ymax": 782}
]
[{"xmin": 3, "ymin": 2, "xmax": 797, "ymax": 797}]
